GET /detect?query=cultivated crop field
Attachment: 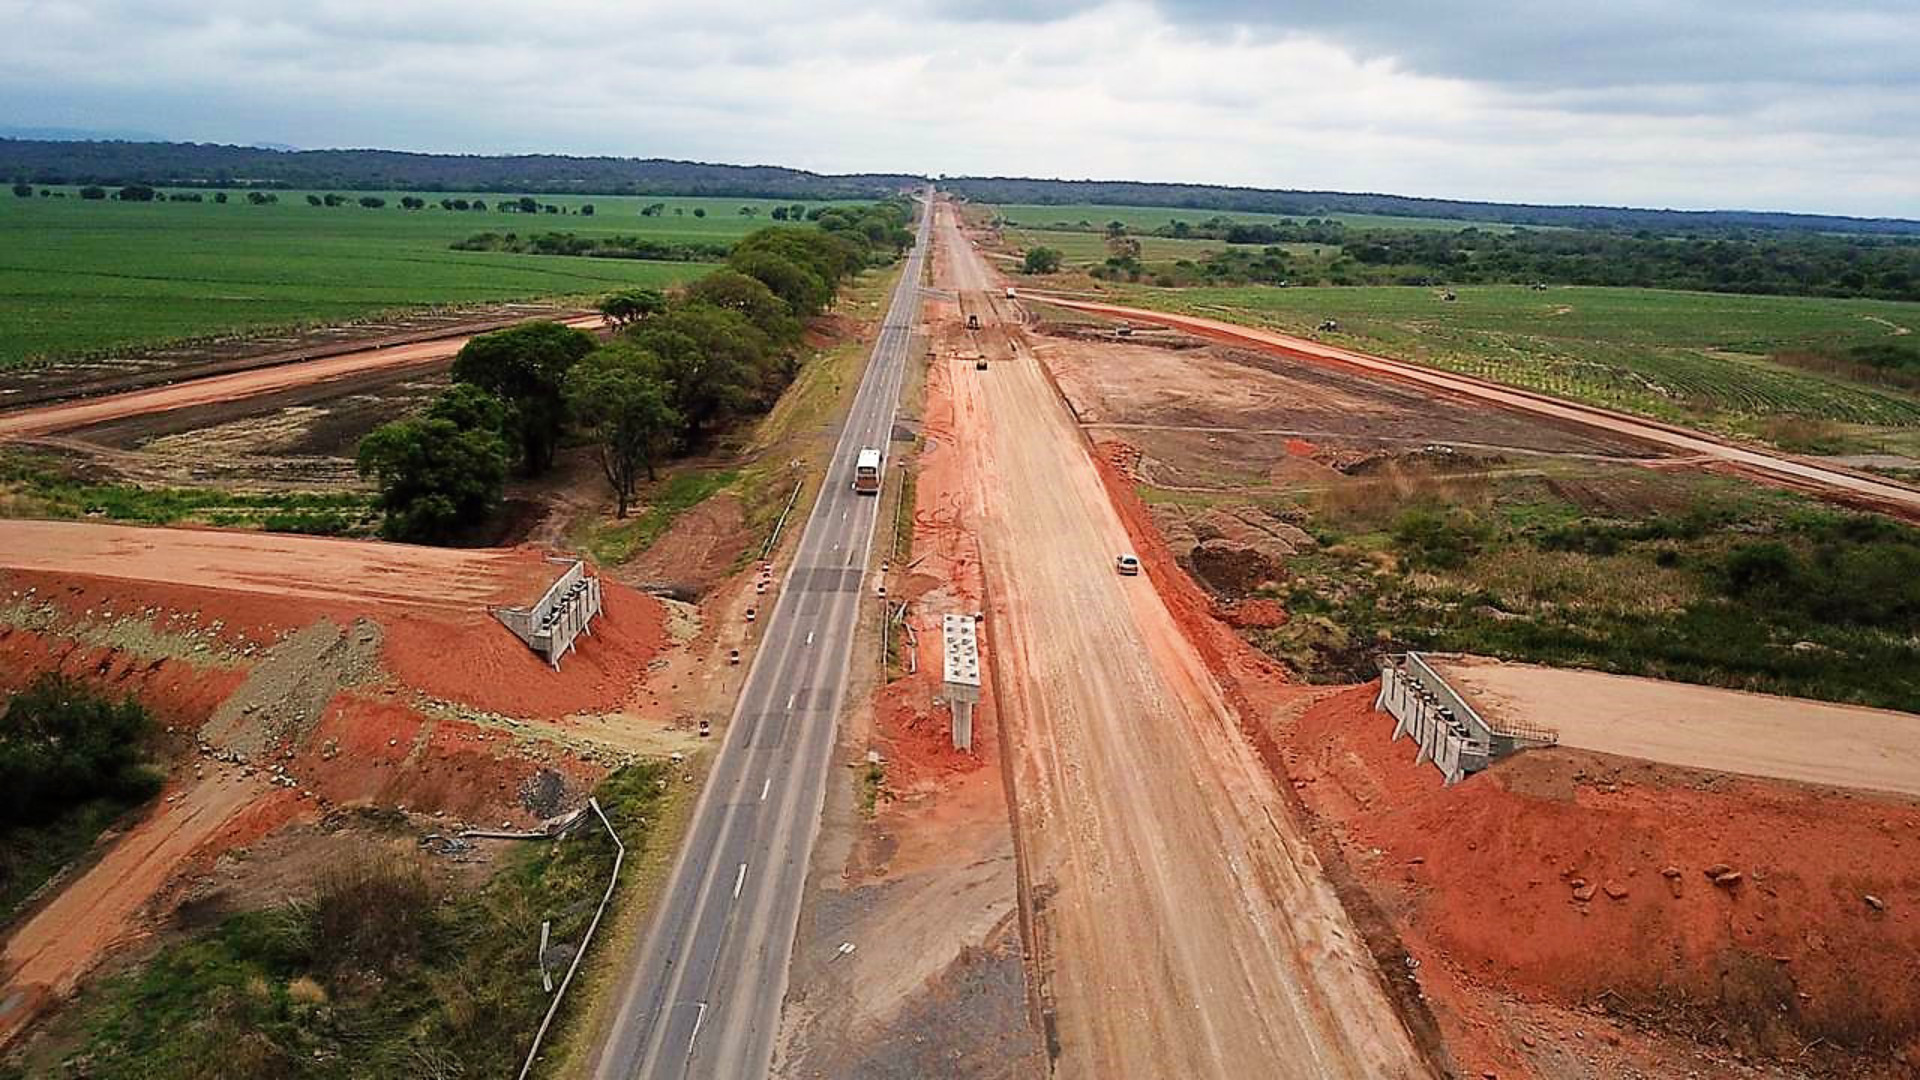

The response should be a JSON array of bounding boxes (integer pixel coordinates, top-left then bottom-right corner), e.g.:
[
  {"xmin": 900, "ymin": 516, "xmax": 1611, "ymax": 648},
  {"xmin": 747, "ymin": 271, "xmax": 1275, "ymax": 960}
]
[
  {"xmin": 0, "ymin": 192, "xmax": 843, "ymax": 368},
  {"xmin": 1117, "ymin": 283, "xmax": 1920, "ymax": 437},
  {"xmin": 1001, "ymin": 226, "xmax": 1229, "ymax": 264}
]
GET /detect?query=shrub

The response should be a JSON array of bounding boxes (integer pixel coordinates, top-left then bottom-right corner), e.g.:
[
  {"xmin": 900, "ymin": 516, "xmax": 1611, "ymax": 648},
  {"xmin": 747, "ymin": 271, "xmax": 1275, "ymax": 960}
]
[
  {"xmin": 1392, "ymin": 507, "xmax": 1488, "ymax": 571},
  {"xmin": 0, "ymin": 675, "xmax": 160, "ymax": 826},
  {"xmin": 306, "ymin": 854, "xmax": 437, "ymax": 982}
]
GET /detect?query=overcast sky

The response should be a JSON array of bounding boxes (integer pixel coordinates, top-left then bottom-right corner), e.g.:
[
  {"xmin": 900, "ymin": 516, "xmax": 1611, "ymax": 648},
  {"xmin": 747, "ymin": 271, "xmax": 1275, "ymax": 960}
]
[{"xmin": 4, "ymin": 0, "xmax": 1918, "ymax": 217}]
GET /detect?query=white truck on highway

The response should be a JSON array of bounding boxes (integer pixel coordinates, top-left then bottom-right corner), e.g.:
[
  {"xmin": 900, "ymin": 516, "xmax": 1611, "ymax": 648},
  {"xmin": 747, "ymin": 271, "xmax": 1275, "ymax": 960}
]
[{"xmin": 852, "ymin": 447, "xmax": 883, "ymax": 494}]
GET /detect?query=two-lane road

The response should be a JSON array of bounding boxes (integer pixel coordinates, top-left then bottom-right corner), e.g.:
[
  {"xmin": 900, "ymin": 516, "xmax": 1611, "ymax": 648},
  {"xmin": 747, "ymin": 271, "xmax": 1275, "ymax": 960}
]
[{"xmin": 588, "ymin": 192, "xmax": 933, "ymax": 1080}]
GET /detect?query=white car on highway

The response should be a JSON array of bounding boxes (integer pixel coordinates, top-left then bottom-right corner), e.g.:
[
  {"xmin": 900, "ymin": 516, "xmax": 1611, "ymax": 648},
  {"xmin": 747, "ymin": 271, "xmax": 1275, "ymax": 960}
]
[{"xmin": 1115, "ymin": 553, "xmax": 1141, "ymax": 576}]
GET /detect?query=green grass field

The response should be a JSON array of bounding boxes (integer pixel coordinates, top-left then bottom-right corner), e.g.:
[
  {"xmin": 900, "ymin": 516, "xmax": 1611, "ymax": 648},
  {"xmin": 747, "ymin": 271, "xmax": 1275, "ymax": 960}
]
[
  {"xmin": 0, "ymin": 191, "xmax": 841, "ymax": 368},
  {"xmin": 1112, "ymin": 283, "xmax": 1920, "ymax": 441},
  {"xmin": 990, "ymin": 201, "xmax": 1520, "ymax": 234},
  {"xmin": 1003, "ymin": 226, "xmax": 1229, "ymax": 264}
]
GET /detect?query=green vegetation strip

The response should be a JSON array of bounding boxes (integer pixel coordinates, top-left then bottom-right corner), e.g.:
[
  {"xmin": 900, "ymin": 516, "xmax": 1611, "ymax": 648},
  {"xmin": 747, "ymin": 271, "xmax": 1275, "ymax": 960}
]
[
  {"xmin": 0, "ymin": 453, "xmax": 375, "ymax": 535},
  {"xmin": 581, "ymin": 469, "xmax": 739, "ymax": 566}
]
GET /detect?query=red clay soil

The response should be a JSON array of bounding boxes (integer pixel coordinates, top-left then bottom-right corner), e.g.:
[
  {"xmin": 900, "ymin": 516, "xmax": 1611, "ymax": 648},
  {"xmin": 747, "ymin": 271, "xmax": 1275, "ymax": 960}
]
[
  {"xmin": 380, "ymin": 576, "xmax": 667, "ymax": 717},
  {"xmin": 292, "ymin": 693, "xmax": 601, "ymax": 823},
  {"xmin": 0, "ymin": 624, "xmax": 248, "ymax": 729},
  {"xmin": 1289, "ymin": 684, "xmax": 1920, "ymax": 1073},
  {"xmin": 875, "ymin": 356, "xmax": 998, "ymax": 795},
  {"xmin": 0, "ymin": 538, "xmax": 663, "ymax": 1048},
  {"xmin": 1090, "ymin": 438, "xmax": 1294, "ymax": 711}
]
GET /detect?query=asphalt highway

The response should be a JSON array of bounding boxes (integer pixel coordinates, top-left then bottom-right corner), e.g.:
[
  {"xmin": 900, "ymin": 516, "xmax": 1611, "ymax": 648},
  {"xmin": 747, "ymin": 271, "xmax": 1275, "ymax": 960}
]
[{"xmin": 587, "ymin": 191, "xmax": 933, "ymax": 1080}]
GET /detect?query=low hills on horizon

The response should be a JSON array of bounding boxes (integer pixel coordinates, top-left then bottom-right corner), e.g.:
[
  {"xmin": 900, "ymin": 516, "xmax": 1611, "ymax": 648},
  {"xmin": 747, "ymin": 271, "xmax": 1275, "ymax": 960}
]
[{"xmin": 3, "ymin": 137, "xmax": 1917, "ymax": 236}]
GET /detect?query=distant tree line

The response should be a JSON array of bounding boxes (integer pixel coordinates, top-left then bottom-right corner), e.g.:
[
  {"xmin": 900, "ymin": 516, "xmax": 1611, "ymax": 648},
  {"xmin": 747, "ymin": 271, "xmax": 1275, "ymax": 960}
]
[
  {"xmin": 450, "ymin": 232, "xmax": 729, "ymax": 262},
  {"xmin": 948, "ymin": 176, "xmax": 1920, "ymax": 237},
  {"xmin": 358, "ymin": 200, "xmax": 915, "ymax": 540},
  {"xmin": 1062, "ymin": 218, "xmax": 1920, "ymax": 301},
  {"xmin": 0, "ymin": 139, "xmax": 921, "ymax": 200}
]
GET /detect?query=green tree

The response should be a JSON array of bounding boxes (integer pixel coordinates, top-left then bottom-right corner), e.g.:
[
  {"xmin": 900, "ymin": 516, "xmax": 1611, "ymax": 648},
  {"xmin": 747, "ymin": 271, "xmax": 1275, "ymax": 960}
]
[
  {"xmin": 692, "ymin": 207, "xmax": 706, "ymax": 218},
  {"xmin": 356, "ymin": 388, "xmax": 510, "ymax": 543},
  {"xmin": 427, "ymin": 382, "xmax": 511, "ymax": 433},
  {"xmin": 79, "ymin": 185, "xmax": 106, "ymax": 200},
  {"xmin": 566, "ymin": 345, "xmax": 681, "ymax": 516},
  {"xmin": 729, "ymin": 250, "xmax": 832, "ymax": 317},
  {"xmin": 0, "ymin": 675, "xmax": 160, "ymax": 826},
  {"xmin": 628, "ymin": 305, "xmax": 770, "ymax": 442},
  {"xmin": 12, "ymin": 183, "xmax": 35, "ymax": 198},
  {"xmin": 358, "ymin": 195, "xmax": 386, "ymax": 208},
  {"xmin": 449, "ymin": 321, "xmax": 596, "ymax": 474},
  {"xmin": 597, "ymin": 287, "xmax": 666, "ymax": 330},
  {"xmin": 683, "ymin": 270, "xmax": 801, "ymax": 344},
  {"xmin": 213, "ymin": 191, "xmax": 228, "ymax": 204},
  {"xmin": 1023, "ymin": 246, "xmax": 1063, "ymax": 274},
  {"xmin": 305, "ymin": 194, "xmax": 324, "ymax": 207},
  {"xmin": 581, "ymin": 203, "xmax": 595, "ymax": 216}
]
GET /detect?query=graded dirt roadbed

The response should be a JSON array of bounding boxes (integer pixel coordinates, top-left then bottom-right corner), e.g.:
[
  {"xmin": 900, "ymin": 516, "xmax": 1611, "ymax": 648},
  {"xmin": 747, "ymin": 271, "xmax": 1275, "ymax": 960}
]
[
  {"xmin": 0, "ymin": 315, "xmax": 602, "ymax": 440},
  {"xmin": 0, "ymin": 518, "xmax": 553, "ymax": 611},
  {"xmin": 943, "ymin": 209, "xmax": 1428, "ymax": 1078},
  {"xmin": 1034, "ymin": 296, "xmax": 1920, "ymax": 519},
  {"xmin": 1433, "ymin": 655, "xmax": 1920, "ymax": 798}
]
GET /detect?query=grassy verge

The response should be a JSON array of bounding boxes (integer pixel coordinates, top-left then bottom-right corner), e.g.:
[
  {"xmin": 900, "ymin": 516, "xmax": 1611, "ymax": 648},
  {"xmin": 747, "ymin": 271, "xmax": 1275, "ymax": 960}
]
[
  {"xmin": 20, "ymin": 762, "xmax": 673, "ymax": 1080},
  {"xmin": 858, "ymin": 758, "xmax": 886, "ymax": 818},
  {"xmin": 578, "ymin": 469, "xmax": 738, "ymax": 566},
  {"xmin": 1108, "ymin": 283, "xmax": 1920, "ymax": 453},
  {"xmin": 1250, "ymin": 463, "xmax": 1920, "ymax": 711},
  {"xmin": 0, "ymin": 452, "xmax": 376, "ymax": 535}
]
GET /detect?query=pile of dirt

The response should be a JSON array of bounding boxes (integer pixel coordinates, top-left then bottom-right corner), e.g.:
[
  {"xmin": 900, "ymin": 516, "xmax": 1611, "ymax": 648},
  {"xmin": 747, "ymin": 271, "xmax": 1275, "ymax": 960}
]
[
  {"xmin": 1285, "ymin": 684, "xmax": 1920, "ymax": 1073},
  {"xmin": 200, "ymin": 618, "xmax": 381, "ymax": 757},
  {"xmin": 1147, "ymin": 502, "xmax": 1314, "ymax": 597},
  {"xmin": 380, "ymin": 577, "xmax": 666, "ymax": 717}
]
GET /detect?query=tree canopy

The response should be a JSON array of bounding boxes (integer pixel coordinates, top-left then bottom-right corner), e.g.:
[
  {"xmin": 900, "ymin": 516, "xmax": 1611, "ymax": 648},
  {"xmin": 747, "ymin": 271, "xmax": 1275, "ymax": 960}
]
[
  {"xmin": 356, "ymin": 387, "xmax": 511, "ymax": 544},
  {"xmin": 566, "ymin": 345, "xmax": 681, "ymax": 517},
  {"xmin": 449, "ymin": 321, "xmax": 596, "ymax": 474}
]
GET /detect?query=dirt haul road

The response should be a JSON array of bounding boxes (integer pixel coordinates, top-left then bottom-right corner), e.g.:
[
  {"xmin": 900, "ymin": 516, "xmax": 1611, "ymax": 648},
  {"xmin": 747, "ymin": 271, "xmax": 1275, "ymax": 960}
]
[
  {"xmin": 0, "ymin": 519, "xmax": 555, "ymax": 611},
  {"xmin": 0, "ymin": 315, "xmax": 602, "ymax": 440},
  {"xmin": 1036, "ymin": 296, "xmax": 1920, "ymax": 520},
  {"xmin": 938, "ymin": 206, "xmax": 1428, "ymax": 1078}
]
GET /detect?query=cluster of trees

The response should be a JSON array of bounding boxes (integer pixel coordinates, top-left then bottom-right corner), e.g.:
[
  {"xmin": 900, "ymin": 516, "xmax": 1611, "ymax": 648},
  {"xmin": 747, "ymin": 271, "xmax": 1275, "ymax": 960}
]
[
  {"xmin": 0, "ymin": 675, "xmax": 160, "ymax": 826},
  {"xmin": 1023, "ymin": 247, "xmax": 1063, "ymax": 274},
  {"xmin": 449, "ymin": 231, "xmax": 729, "ymax": 263},
  {"xmin": 1330, "ymin": 227, "xmax": 1920, "ymax": 301},
  {"xmin": 359, "ymin": 200, "xmax": 913, "ymax": 539}
]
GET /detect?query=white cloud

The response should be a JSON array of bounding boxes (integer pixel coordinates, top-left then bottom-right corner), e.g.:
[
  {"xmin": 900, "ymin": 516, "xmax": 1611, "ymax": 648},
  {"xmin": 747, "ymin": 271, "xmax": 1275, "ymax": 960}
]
[{"xmin": 2, "ymin": 0, "xmax": 1917, "ymax": 216}]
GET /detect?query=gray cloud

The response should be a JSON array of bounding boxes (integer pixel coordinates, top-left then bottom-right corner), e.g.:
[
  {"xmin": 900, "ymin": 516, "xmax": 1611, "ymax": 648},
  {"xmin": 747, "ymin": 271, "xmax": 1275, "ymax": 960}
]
[{"xmin": 1, "ymin": 0, "xmax": 1917, "ymax": 216}]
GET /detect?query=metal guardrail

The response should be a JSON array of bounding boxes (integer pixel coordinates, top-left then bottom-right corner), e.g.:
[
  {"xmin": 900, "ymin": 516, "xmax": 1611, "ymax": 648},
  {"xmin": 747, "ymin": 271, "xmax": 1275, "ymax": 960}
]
[{"xmin": 517, "ymin": 796, "xmax": 624, "ymax": 1080}]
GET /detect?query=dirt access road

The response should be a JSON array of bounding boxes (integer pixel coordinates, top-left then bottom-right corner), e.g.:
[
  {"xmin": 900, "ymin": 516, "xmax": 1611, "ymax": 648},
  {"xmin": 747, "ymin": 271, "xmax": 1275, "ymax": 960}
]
[
  {"xmin": 0, "ymin": 315, "xmax": 602, "ymax": 440},
  {"xmin": 939, "ymin": 205, "xmax": 1428, "ymax": 1078},
  {"xmin": 1037, "ymin": 296, "xmax": 1920, "ymax": 520},
  {"xmin": 1434, "ymin": 655, "xmax": 1920, "ymax": 798},
  {"xmin": 0, "ymin": 518, "xmax": 555, "ymax": 611}
]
